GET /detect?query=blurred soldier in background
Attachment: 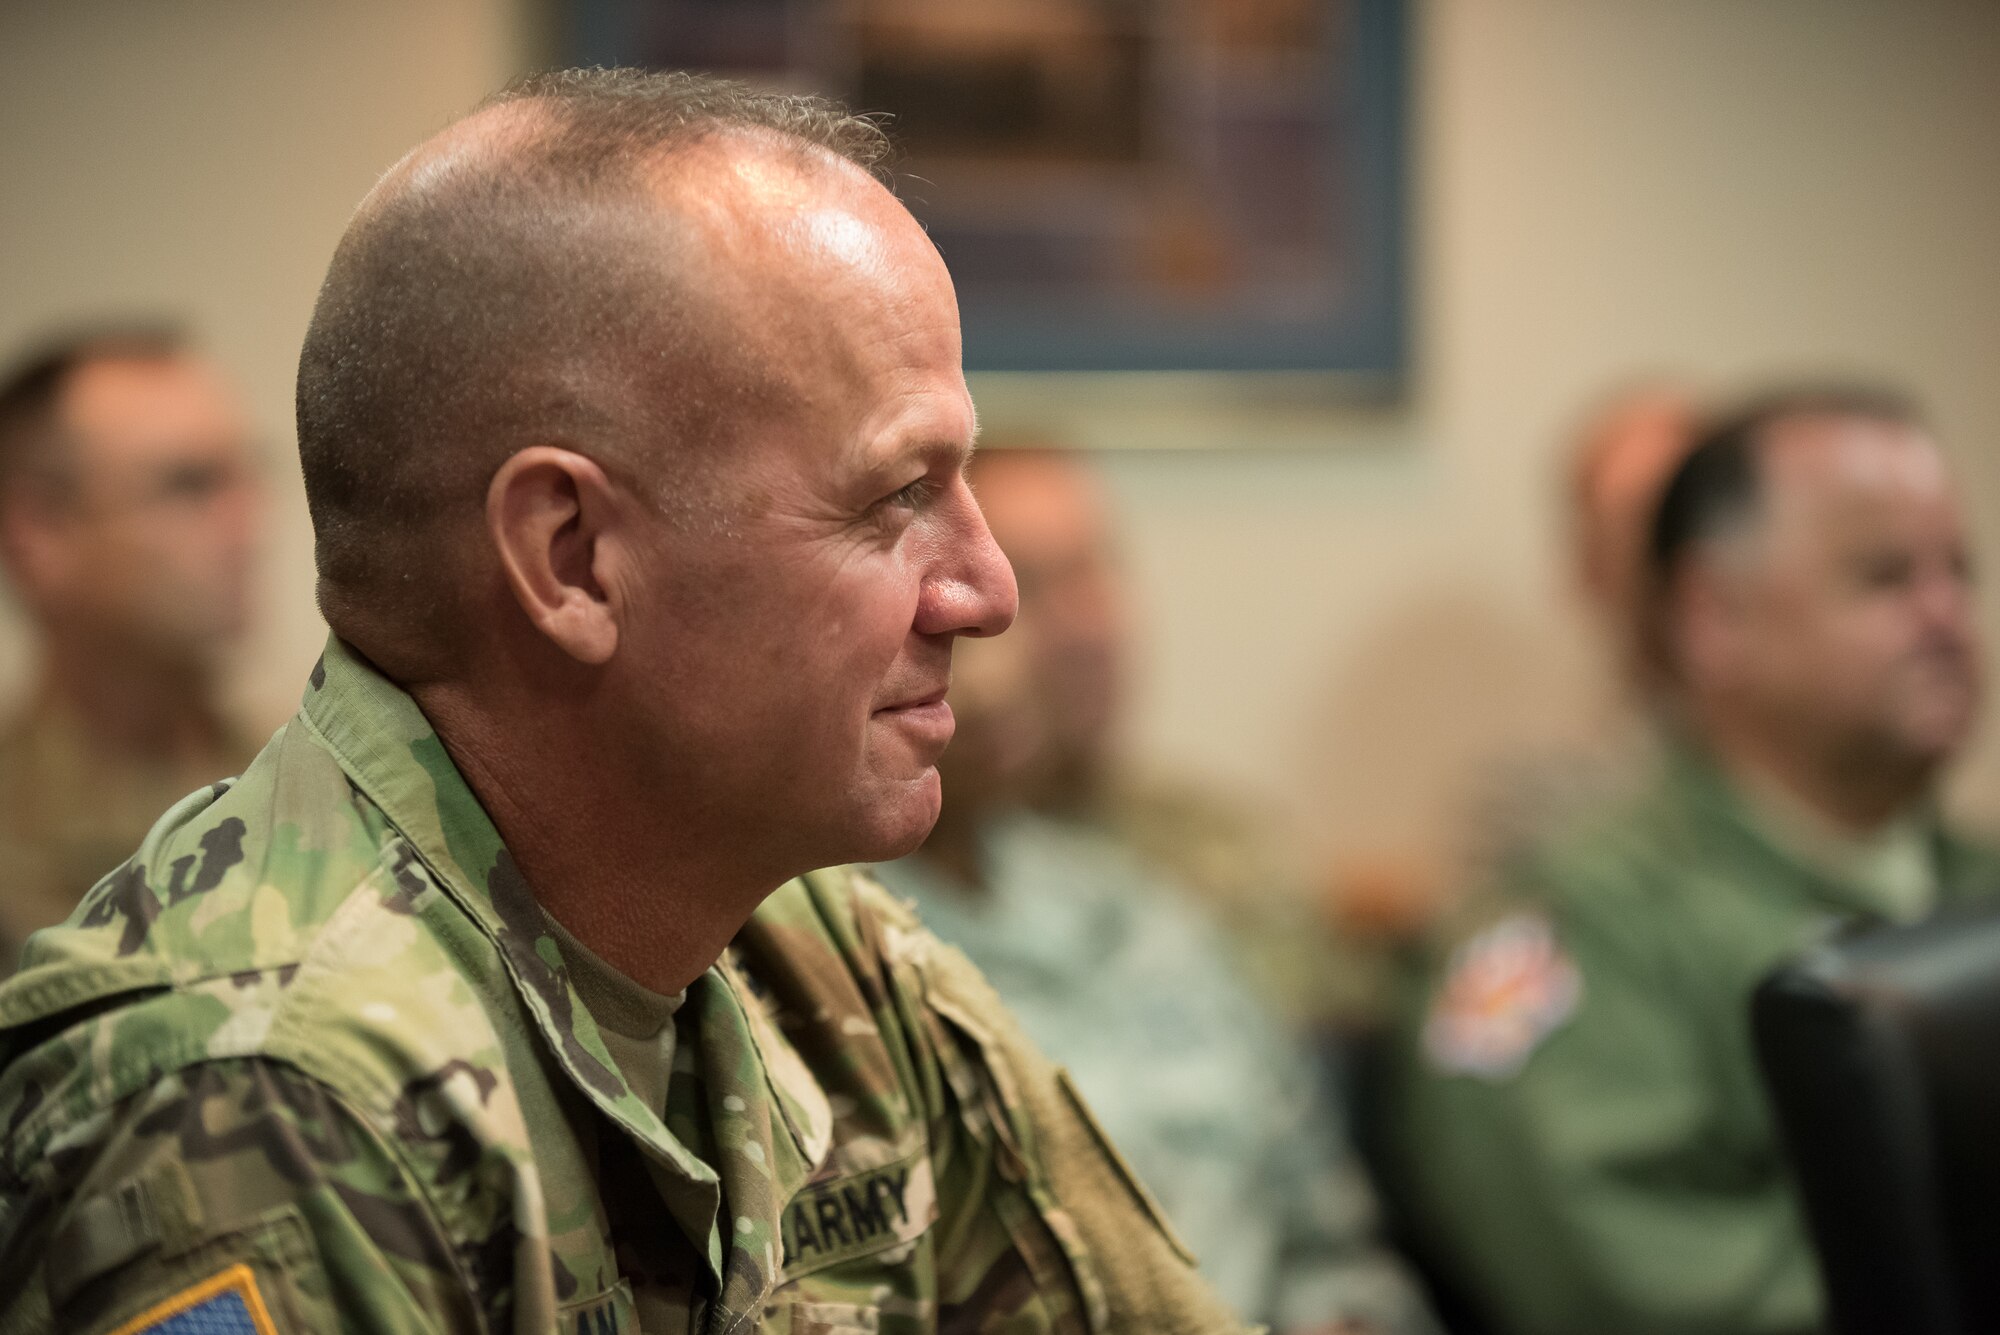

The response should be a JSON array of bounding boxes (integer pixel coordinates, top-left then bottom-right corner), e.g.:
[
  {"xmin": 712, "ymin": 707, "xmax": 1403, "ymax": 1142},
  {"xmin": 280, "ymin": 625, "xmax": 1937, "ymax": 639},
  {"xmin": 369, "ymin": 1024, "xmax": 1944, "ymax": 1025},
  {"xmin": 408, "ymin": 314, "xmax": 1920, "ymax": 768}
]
[
  {"xmin": 0, "ymin": 328, "xmax": 261, "ymax": 969},
  {"xmin": 879, "ymin": 449, "xmax": 1439, "ymax": 1335},
  {"xmin": 1390, "ymin": 387, "xmax": 2000, "ymax": 1335},
  {"xmin": 966, "ymin": 445, "xmax": 1347, "ymax": 1027}
]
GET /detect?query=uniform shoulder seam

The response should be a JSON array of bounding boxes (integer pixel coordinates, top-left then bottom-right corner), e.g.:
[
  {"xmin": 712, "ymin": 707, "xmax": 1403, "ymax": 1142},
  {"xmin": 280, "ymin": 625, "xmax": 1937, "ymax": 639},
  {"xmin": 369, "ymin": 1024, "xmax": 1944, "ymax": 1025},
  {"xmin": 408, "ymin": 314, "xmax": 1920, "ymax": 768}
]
[{"xmin": 0, "ymin": 848, "xmax": 419, "ymax": 1168}]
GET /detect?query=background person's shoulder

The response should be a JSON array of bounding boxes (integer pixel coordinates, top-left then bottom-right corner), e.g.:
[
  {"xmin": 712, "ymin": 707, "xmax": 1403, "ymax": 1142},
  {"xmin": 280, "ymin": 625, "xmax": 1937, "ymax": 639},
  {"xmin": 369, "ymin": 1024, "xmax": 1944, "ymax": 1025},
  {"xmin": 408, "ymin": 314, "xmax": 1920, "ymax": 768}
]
[
  {"xmin": 0, "ymin": 717, "xmax": 510, "ymax": 1167},
  {"xmin": 10, "ymin": 720, "xmax": 399, "ymax": 983}
]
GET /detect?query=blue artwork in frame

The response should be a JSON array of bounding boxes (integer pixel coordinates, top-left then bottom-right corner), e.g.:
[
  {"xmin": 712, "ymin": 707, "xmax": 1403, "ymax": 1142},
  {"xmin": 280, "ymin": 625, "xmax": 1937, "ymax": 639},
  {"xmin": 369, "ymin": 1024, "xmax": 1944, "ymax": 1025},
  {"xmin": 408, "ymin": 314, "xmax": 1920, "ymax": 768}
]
[{"xmin": 563, "ymin": 0, "xmax": 1409, "ymax": 379}]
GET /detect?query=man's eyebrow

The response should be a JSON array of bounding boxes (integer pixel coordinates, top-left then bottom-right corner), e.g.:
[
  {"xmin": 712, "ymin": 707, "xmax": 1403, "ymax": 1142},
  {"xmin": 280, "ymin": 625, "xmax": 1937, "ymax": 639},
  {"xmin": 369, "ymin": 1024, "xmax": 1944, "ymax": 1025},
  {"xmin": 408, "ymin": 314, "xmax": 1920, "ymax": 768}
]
[{"xmin": 865, "ymin": 436, "xmax": 970, "ymax": 477}]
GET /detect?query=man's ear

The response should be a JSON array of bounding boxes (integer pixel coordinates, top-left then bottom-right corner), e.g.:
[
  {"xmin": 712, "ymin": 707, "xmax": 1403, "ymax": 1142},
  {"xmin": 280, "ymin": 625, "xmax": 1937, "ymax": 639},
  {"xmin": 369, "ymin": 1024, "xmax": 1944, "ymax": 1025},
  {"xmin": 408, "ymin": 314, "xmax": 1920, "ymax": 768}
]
[
  {"xmin": 1674, "ymin": 556, "xmax": 1746, "ymax": 689},
  {"xmin": 486, "ymin": 447, "xmax": 626, "ymax": 666},
  {"xmin": 0, "ymin": 492, "xmax": 78, "ymax": 611}
]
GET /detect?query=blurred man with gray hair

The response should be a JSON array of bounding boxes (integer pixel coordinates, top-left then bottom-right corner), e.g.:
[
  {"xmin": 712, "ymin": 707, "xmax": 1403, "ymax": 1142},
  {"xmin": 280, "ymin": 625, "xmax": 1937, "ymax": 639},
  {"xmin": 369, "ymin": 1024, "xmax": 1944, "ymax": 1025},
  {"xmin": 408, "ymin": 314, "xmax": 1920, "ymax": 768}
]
[
  {"xmin": 1392, "ymin": 387, "xmax": 2000, "ymax": 1335},
  {"xmin": 879, "ymin": 447, "xmax": 1440, "ymax": 1335}
]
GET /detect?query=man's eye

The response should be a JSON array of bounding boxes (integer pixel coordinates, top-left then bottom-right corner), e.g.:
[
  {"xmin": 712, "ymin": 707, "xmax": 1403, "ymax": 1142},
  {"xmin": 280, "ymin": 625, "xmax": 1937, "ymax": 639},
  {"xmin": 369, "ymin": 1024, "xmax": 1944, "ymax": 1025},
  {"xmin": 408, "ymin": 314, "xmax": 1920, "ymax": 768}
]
[
  {"xmin": 881, "ymin": 478, "xmax": 933, "ymax": 512},
  {"xmin": 146, "ymin": 460, "xmax": 239, "ymax": 507},
  {"xmin": 1853, "ymin": 552, "xmax": 1915, "ymax": 590}
]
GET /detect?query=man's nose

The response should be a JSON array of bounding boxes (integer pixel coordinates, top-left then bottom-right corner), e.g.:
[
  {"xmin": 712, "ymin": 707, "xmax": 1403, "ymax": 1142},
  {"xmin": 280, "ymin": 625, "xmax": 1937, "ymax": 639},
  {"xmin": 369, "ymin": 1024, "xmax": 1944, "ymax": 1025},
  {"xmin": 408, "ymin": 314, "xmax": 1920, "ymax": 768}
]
[
  {"xmin": 1916, "ymin": 563, "xmax": 1979, "ymax": 646},
  {"xmin": 918, "ymin": 486, "xmax": 1018, "ymax": 639}
]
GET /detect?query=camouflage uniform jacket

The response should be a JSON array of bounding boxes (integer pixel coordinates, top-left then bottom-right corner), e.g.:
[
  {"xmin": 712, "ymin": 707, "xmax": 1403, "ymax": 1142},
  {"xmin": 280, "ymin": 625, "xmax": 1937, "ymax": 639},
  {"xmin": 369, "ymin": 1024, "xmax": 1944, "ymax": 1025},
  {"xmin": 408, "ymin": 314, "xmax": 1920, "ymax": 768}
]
[{"xmin": 0, "ymin": 638, "xmax": 1233, "ymax": 1335}]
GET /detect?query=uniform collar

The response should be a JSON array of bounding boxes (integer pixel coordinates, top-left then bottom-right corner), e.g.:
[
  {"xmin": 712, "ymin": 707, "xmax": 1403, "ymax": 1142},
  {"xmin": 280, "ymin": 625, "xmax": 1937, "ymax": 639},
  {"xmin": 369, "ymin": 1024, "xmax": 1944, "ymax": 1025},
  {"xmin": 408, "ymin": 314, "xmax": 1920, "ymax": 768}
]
[
  {"xmin": 299, "ymin": 638, "xmax": 748, "ymax": 1262},
  {"xmin": 1658, "ymin": 733, "xmax": 1968, "ymax": 921},
  {"xmin": 873, "ymin": 810, "xmax": 1130, "ymax": 985},
  {"xmin": 299, "ymin": 637, "xmax": 837, "ymax": 1314}
]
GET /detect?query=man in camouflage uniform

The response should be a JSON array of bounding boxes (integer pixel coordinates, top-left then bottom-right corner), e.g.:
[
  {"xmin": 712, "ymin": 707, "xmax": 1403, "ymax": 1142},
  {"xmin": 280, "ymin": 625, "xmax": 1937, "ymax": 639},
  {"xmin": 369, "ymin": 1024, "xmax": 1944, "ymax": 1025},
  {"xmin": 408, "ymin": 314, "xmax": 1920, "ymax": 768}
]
[
  {"xmin": 1389, "ymin": 388, "xmax": 2000, "ymax": 1335},
  {"xmin": 0, "ymin": 70, "xmax": 1243, "ymax": 1334}
]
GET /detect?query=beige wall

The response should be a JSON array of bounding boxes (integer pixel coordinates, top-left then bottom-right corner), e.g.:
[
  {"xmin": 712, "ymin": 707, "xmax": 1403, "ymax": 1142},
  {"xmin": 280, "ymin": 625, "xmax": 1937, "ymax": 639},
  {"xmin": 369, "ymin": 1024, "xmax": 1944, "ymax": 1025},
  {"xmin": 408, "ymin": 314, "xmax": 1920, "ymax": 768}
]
[{"xmin": 4, "ymin": 2, "xmax": 1998, "ymax": 880}]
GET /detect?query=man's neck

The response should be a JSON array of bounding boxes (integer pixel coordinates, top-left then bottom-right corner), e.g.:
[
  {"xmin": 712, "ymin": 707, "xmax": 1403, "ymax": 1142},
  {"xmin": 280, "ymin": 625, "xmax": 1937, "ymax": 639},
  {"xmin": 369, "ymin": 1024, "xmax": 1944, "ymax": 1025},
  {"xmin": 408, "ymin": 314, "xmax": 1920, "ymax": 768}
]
[
  {"xmin": 1696, "ymin": 712, "xmax": 1923, "ymax": 837},
  {"xmin": 36, "ymin": 636, "xmax": 228, "ymax": 761},
  {"xmin": 413, "ymin": 680, "xmax": 777, "ymax": 997}
]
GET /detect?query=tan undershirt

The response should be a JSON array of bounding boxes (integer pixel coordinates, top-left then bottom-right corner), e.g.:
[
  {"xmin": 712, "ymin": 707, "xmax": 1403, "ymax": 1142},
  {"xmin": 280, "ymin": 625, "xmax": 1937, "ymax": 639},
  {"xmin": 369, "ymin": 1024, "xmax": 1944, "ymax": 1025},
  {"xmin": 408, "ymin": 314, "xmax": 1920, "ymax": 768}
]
[
  {"xmin": 541, "ymin": 916, "xmax": 723, "ymax": 1331},
  {"xmin": 542, "ymin": 911, "xmax": 685, "ymax": 1114}
]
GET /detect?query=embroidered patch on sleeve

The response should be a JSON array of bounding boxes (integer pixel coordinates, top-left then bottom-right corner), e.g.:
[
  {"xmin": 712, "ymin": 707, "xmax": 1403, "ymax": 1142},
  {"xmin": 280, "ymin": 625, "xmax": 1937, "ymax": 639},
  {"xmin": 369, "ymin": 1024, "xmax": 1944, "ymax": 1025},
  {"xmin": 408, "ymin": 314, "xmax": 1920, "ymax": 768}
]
[
  {"xmin": 106, "ymin": 1263, "xmax": 278, "ymax": 1335},
  {"xmin": 1423, "ymin": 912, "xmax": 1582, "ymax": 1080}
]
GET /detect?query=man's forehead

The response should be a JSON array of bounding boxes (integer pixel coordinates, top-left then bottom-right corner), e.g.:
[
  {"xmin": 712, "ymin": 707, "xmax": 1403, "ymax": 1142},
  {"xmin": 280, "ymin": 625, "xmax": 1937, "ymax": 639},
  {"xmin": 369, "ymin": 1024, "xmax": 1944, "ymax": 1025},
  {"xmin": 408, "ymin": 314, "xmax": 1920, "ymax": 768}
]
[
  {"xmin": 860, "ymin": 433, "xmax": 974, "ymax": 486},
  {"xmin": 1763, "ymin": 416, "xmax": 1949, "ymax": 504},
  {"xmin": 1742, "ymin": 417, "xmax": 1963, "ymax": 569},
  {"xmin": 62, "ymin": 357, "xmax": 246, "ymax": 448},
  {"xmin": 651, "ymin": 138, "xmax": 924, "ymax": 301},
  {"xmin": 677, "ymin": 142, "xmax": 965, "ymax": 458},
  {"xmin": 850, "ymin": 374, "xmax": 978, "ymax": 467}
]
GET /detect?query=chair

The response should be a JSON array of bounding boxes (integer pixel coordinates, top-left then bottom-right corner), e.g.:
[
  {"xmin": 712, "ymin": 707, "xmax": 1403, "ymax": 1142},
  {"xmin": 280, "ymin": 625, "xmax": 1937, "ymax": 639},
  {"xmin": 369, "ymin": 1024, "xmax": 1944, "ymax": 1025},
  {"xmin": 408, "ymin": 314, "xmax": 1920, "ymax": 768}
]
[{"xmin": 1751, "ymin": 905, "xmax": 2000, "ymax": 1335}]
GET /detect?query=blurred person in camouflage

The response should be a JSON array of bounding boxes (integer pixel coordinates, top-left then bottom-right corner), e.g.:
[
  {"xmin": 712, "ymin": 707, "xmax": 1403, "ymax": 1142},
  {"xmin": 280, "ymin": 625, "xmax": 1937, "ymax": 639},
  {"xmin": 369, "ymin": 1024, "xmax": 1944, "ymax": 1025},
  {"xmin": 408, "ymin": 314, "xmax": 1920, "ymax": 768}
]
[
  {"xmin": 0, "ymin": 71, "xmax": 1247, "ymax": 1335},
  {"xmin": 878, "ymin": 452, "xmax": 1439, "ymax": 1335},
  {"xmin": 965, "ymin": 445, "xmax": 1347, "ymax": 1025},
  {"xmin": 0, "ymin": 327, "xmax": 262, "ymax": 972},
  {"xmin": 1390, "ymin": 386, "xmax": 2000, "ymax": 1335}
]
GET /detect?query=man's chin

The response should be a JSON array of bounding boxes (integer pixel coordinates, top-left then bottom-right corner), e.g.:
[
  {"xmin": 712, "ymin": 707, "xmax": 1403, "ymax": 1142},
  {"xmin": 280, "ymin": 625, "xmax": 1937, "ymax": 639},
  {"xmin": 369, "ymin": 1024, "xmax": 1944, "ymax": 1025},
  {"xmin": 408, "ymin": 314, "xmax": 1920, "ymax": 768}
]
[
  {"xmin": 845, "ymin": 770, "xmax": 944, "ymax": 865},
  {"xmin": 1902, "ymin": 698, "xmax": 1980, "ymax": 761}
]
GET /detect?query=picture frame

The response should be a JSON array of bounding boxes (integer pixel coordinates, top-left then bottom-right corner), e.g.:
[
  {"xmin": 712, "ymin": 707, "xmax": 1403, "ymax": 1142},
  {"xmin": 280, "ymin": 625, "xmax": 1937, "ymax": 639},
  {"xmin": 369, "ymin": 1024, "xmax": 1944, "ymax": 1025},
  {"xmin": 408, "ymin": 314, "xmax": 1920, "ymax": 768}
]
[{"xmin": 563, "ymin": 0, "xmax": 1409, "ymax": 381}]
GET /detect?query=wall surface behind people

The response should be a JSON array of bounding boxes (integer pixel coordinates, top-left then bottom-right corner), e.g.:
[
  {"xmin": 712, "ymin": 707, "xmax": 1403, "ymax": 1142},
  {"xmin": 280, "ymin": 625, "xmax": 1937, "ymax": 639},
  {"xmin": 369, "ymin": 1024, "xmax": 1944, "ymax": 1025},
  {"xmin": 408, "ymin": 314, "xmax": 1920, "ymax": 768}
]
[
  {"xmin": 2, "ymin": 1, "xmax": 1997, "ymax": 881},
  {"xmin": 979, "ymin": 0, "xmax": 2000, "ymax": 871}
]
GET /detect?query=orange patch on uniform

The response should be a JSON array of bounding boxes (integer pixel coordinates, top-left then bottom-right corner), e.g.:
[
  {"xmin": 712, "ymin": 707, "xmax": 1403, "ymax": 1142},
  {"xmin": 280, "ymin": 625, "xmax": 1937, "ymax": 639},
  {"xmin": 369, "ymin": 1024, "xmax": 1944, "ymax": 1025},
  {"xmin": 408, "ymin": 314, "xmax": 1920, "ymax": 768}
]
[
  {"xmin": 106, "ymin": 1262, "xmax": 279, "ymax": 1335},
  {"xmin": 1424, "ymin": 912, "xmax": 1582, "ymax": 1079}
]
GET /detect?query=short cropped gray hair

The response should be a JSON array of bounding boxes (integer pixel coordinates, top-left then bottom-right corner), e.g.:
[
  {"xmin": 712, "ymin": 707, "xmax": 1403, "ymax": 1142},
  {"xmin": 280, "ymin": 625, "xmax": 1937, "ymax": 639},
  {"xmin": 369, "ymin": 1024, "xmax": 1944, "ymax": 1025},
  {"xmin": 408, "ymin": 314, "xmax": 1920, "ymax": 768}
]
[{"xmin": 296, "ymin": 68, "xmax": 891, "ymax": 672}]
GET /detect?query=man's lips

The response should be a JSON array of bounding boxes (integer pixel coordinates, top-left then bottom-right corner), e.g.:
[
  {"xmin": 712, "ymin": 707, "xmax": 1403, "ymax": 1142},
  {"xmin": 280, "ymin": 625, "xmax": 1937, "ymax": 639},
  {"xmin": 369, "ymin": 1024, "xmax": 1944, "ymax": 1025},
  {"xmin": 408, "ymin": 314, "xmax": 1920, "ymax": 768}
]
[
  {"xmin": 879, "ymin": 685, "xmax": 949, "ymax": 712},
  {"xmin": 876, "ymin": 690, "xmax": 956, "ymax": 747}
]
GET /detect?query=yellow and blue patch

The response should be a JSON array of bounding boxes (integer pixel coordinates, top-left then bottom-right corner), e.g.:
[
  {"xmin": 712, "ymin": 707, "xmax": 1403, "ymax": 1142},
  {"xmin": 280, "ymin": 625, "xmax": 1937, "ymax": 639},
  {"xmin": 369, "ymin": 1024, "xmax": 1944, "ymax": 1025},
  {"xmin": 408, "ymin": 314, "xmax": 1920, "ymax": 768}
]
[{"xmin": 107, "ymin": 1264, "xmax": 278, "ymax": 1335}]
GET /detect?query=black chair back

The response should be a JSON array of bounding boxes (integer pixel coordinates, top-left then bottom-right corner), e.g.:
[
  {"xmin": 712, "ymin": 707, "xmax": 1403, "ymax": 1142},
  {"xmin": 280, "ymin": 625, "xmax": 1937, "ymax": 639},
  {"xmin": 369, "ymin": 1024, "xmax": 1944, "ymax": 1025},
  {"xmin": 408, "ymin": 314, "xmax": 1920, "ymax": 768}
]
[{"xmin": 1752, "ymin": 906, "xmax": 2000, "ymax": 1335}]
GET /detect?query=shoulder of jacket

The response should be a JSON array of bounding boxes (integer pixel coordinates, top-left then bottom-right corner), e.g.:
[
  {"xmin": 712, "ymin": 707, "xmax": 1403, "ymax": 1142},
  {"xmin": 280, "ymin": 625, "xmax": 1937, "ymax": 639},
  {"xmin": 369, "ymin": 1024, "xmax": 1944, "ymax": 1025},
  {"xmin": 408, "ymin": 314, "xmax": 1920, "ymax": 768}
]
[
  {"xmin": 1476, "ymin": 770, "xmax": 1704, "ymax": 929},
  {"xmin": 1414, "ymin": 773, "xmax": 1756, "ymax": 1079},
  {"xmin": 742, "ymin": 865, "xmax": 1019, "ymax": 1094},
  {"xmin": 4, "ymin": 722, "xmax": 402, "ymax": 991},
  {"xmin": 1940, "ymin": 825, "xmax": 2000, "ymax": 893},
  {"xmin": 748, "ymin": 863, "xmax": 935, "ymax": 976},
  {"xmin": 0, "ymin": 922, "xmax": 529, "ymax": 1282},
  {"xmin": 0, "ymin": 728, "xmax": 527, "ymax": 1193}
]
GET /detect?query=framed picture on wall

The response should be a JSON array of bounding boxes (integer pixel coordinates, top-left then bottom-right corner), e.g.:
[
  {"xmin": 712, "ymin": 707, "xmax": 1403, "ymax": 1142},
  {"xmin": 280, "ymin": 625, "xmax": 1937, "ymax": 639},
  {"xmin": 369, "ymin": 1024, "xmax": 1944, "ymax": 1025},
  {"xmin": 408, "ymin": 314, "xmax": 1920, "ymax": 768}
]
[{"xmin": 562, "ymin": 0, "xmax": 1408, "ymax": 380}]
